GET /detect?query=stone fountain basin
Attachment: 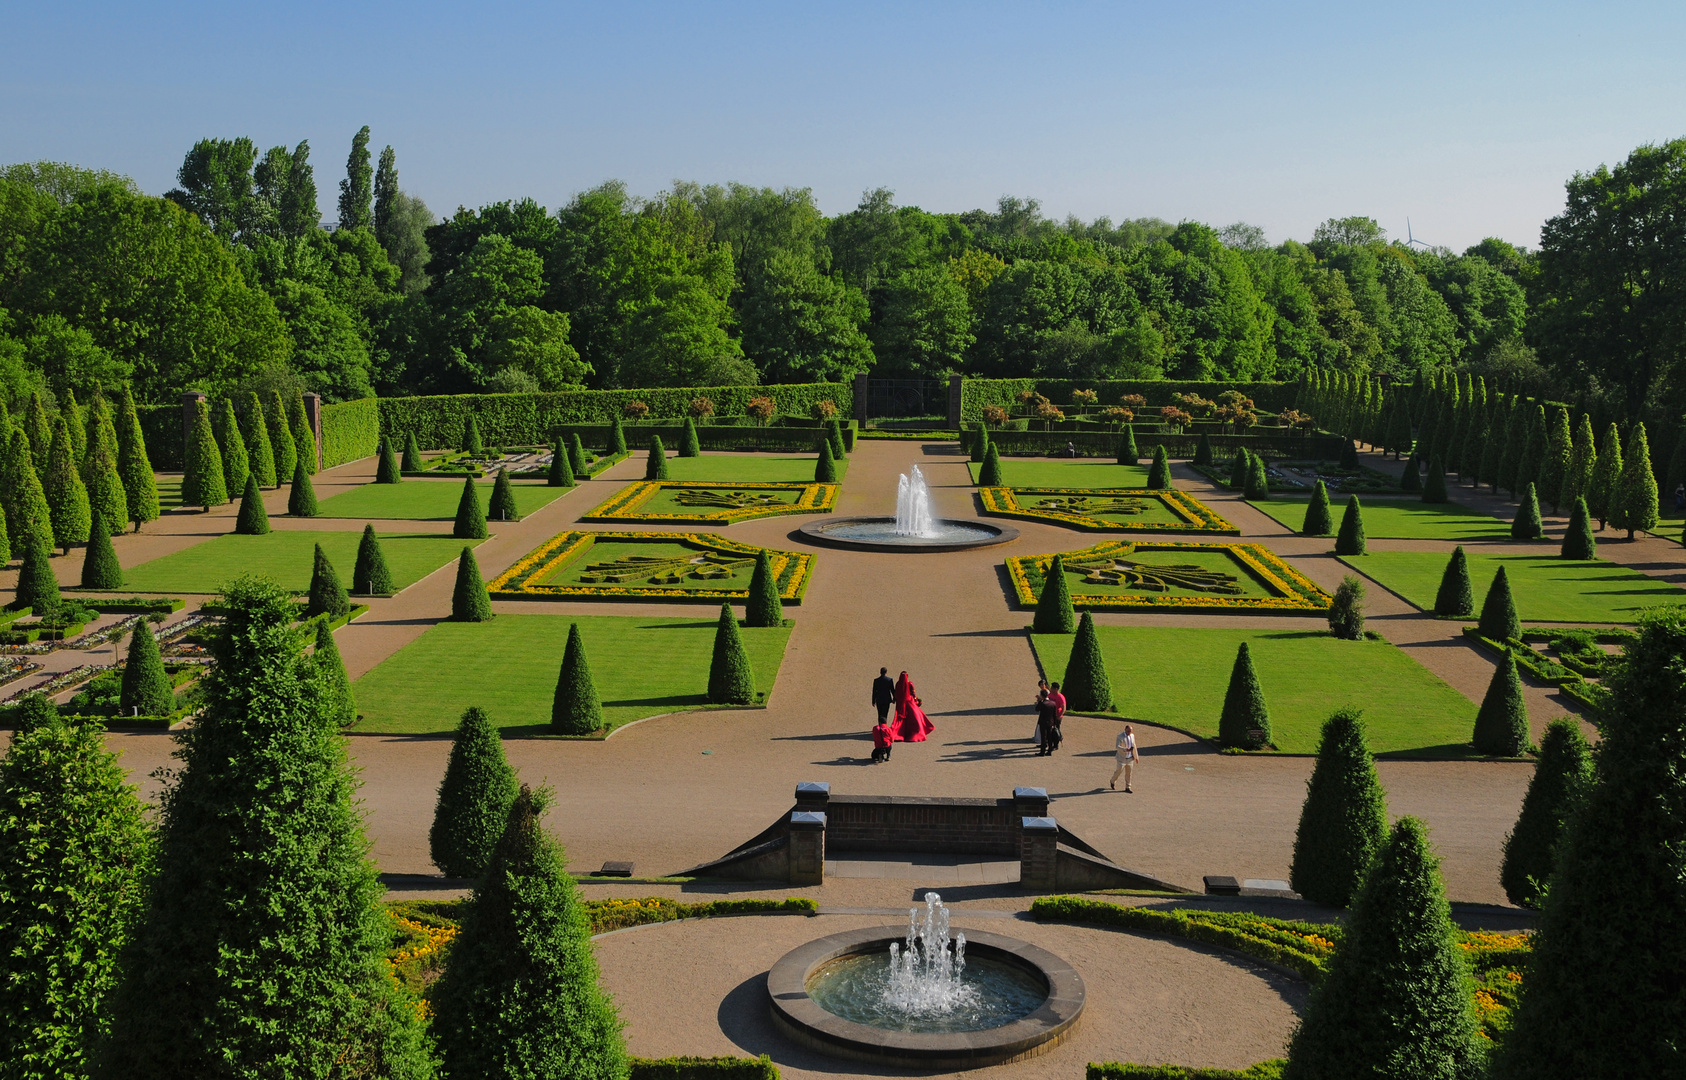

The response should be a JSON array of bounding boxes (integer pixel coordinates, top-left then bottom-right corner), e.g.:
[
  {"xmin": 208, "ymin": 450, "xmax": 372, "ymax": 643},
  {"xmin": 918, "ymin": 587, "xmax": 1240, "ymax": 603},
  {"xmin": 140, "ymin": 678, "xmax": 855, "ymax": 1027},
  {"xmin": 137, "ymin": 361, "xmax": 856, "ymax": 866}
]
[
  {"xmin": 797, "ymin": 517, "xmax": 1020, "ymax": 553},
  {"xmin": 766, "ymin": 925, "xmax": 1084, "ymax": 1069}
]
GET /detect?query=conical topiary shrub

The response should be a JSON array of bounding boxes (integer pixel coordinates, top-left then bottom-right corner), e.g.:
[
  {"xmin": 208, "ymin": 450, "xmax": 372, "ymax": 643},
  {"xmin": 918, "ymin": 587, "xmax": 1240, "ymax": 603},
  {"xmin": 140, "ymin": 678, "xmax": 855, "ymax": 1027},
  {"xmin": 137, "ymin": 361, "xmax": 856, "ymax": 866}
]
[
  {"xmin": 1478, "ymin": 564, "xmax": 1520, "ymax": 642},
  {"xmin": 815, "ymin": 437, "xmax": 839, "ymax": 483},
  {"xmin": 265, "ymin": 389, "xmax": 296, "ymax": 484},
  {"xmin": 452, "ymin": 547, "xmax": 492, "ymax": 621},
  {"xmin": 1421, "ymin": 454, "xmax": 1448, "ymax": 503},
  {"xmin": 462, "ymin": 414, "xmax": 483, "ymax": 455},
  {"xmin": 1193, "ymin": 432, "xmax": 1213, "ymax": 466},
  {"xmin": 568, "ymin": 433, "xmax": 588, "ymax": 477},
  {"xmin": 608, "ymin": 415, "xmax": 626, "ymax": 455},
  {"xmin": 1610, "ymin": 421, "xmax": 1660, "ymax": 539},
  {"xmin": 1561, "ymin": 495, "xmax": 1596, "ymax": 559},
  {"xmin": 1217, "ymin": 641, "xmax": 1271, "ymax": 749},
  {"xmin": 1284, "ymin": 817, "xmax": 1484, "ymax": 1078},
  {"xmin": 401, "ymin": 431, "xmax": 423, "ymax": 472},
  {"xmin": 311, "ymin": 620, "xmax": 355, "ymax": 728},
  {"xmin": 117, "ymin": 388, "xmax": 160, "ymax": 529},
  {"xmin": 1500, "ymin": 717, "xmax": 1591, "ymax": 908},
  {"xmin": 305, "ymin": 542, "xmax": 350, "ymax": 620},
  {"xmin": 430, "ymin": 785, "xmax": 629, "ymax": 1080},
  {"xmin": 968, "ymin": 425, "xmax": 986, "ymax": 462},
  {"xmin": 707, "ymin": 603, "xmax": 755, "ymax": 705},
  {"xmin": 1472, "ymin": 653, "xmax": 1529, "ymax": 757},
  {"xmin": 1338, "ymin": 437, "xmax": 1360, "ymax": 470},
  {"xmin": 827, "ymin": 418, "xmax": 847, "ymax": 460},
  {"xmin": 453, "ymin": 475, "xmax": 488, "ymax": 539},
  {"xmin": 1434, "ymin": 545, "xmax": 1473, "ymax": 616},
  {"xmin": 488, "ymin": 468, "xmax": 519, "ymax": 521},
  {"xmin": 14, "ymin": 532, "xmax": 60, "ymax": 613},
  {"xmin": 1400, "ymin": 449, "xmax": 1422, "ymax": 493},
  {"xmin": 1512, "ymin": 481, "xmax": 1543, "ymax": 539},
  {"xmin": 286, "ymin": 455, "xmax": 318, "ymax": 517},
  {"xmin": 287, "ymin": 392, "xmax": 316, "ymax": 474},
  {"xmin": 80, "ymin": 511, "xmax": 123, "ymax": 589},
  {"xmin": 118, "ymin": 619, "xmax": 173, "ymax": 716},
  {"xmin": 1033, "ymin": 555, "xmax": 1076, "ymax": 633},
  {"xmin": 45, "ymin": 418, "xmax": 92, "ymax": 549},
  {"xmin": 978, "ymin": 443, "xmax": 1004, "ymax": 486},
  {"xmin": 82, "ymin": 428, "xmax": 128, "ymax": 538},
  {"xmin": 5, "ymin": 429, "xmax": 51, "ymax": 545},
  {"xmin": 234, "ymin": 474, "xmax": 270, "ymax": 535},
  {"xmin": 645, "ymin": 435, "xmax": 668, "ymax": 480},
  {"xmin": 1117, "ymin": 425, "xmax": 1139, "ymax": 465},
  {"xmin": 352, "ymin": 524, "xmax": 393, "ymax": 595},
  {"xmin": 214, "ymin": 397, "xmax": 248, "ymax": 497},
  {"xmin": 547, "ymin": 440, "xmax": 575, "ymax": 487},
  {"xmin": 1288, "ymin": 707, "xmax": 1389, "ymax": 906},
  {"xmin": 1335, "ymin": 495, "xmax": 1366, "ymax": 555},
  {"xmin": 1061, "ymin": 611, "xmax": 1113, "ymax": 712},
  {"xmin": 552, "ymin": 623, "xmax": 602, "ymax": 735},
  {"xmin": 744, "ymin": 551, "xmax": 783, "ymax": 628},
  {"xmin": 1303, "ymin": 481, "xmax": 1334, "ymax": 536},
  {"xmin": 1148, "ymin": 445, "xmax": 1173, "ymax": 490},
  {"xmin": 1228, "ymin": 449, "xmax": 1250, "ymax": 491},
  {"xmin": 375, "ymin": 436, "xmax": 401, "ymax": 483},
  {"xmin": 1244, "ymin": 453, "xmax": 1269, "ymax": 500},
  {"xmin": 679, "ymin": 416, "xmax": 700, "ymax": 457},
  {"xmin": 429, "ymin": 706, "xmax": 519, "ymax": 877},
  {"xmin": 238, "ymin": 392, "xmax": 276, "ymax": 491}
]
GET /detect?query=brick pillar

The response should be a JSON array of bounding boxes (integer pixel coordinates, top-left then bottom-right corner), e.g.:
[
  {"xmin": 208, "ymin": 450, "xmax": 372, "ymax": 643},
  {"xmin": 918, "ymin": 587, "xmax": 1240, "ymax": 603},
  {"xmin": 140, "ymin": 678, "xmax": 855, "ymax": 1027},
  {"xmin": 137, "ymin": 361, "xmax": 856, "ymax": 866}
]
[
  {"xmin": 301, "ymin": 392, "xmax": 324, "ymax": 471},
  {"xmin": 853, "ymin": 373, "xmax": 869, "ymax": 426},
  {"xmin": 181, "ymin": 391, "xmax": 206, "ymax": 463},
  {"xmin": 795, "ymin": 781, "xmax": 831, "ymax": 815},
  {"xmin": 947, "ymin": 374, "xmax": 964, "ymax": 430},
  {"xmin": 1019, "ymin": 816, "xmax": 1058, "ymax": 892},
  {"xmin": 789, "ymin": 811, "xmax": 826, "ymax": 886},
  {"xmin": 1013, "ymin": 786, "xmax": 1049, "ymax": 820}
]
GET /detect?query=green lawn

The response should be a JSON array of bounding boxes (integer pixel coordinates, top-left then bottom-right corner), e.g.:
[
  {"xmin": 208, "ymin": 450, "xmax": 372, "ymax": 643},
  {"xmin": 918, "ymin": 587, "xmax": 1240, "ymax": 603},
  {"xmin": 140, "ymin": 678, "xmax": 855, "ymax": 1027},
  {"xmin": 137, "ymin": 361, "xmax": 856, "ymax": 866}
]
[
  {"xmin": 1250, "ymin": 496, "xmax": 1511, "ymax": 540},
  {"xmin": 534, "ymin": 540, "xmax": 756, "ymax": 591},
  {"xmin": 968, "ymin": 460, "xmax": 1151, "ymax": 487},
  {"xmin": 352, "ymin": 614, "xmax": 793, "ymax": 735},
  {"xmin": 315, "ymin": 480, "xmax": 572, "ymax": 520},
  {"xmin": 1033, "ymin": 626, "xmax": 1477, "ymax": 755},
  {"xmin": 659, "ymin": 454, "xmax": 846, "ymax": 483},
  {"xmin": 1344, "ymin": 551, "xmax": 1686, "ymax": 623},
  {"xmin": 121, "ymin": 531, "xmax": 480, "ymax": 595}
]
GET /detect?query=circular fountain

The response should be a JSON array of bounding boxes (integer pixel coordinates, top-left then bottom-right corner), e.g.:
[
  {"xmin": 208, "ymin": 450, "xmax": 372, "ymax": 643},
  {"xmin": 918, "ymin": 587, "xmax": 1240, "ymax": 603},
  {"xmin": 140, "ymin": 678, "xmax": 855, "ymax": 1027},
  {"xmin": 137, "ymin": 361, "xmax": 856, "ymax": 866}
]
[
  {"xmin": 766, "ymin": 895, "xmax": 1084, "ymax": 1068},
  {"xmin": 798, "ymin": 465, "xmax": 1019, "ymax": 552}
]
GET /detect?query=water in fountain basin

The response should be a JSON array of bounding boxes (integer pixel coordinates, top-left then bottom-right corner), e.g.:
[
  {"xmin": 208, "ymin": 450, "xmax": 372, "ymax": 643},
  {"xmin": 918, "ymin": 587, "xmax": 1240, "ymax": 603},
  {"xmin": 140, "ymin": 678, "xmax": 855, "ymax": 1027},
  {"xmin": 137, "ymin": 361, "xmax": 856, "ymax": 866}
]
[{"xmin": 895, "ymin": 464, "xmax": 938, "ymax": 538}]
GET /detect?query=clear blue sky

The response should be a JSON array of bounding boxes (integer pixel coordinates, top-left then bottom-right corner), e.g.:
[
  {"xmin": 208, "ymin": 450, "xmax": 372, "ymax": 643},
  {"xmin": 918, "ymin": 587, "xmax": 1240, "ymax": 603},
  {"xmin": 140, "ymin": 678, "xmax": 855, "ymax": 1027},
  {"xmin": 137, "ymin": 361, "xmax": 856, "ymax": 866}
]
[{"xmin": 7, "ymin": 1, "xmax": 1685, "ymax": 251}]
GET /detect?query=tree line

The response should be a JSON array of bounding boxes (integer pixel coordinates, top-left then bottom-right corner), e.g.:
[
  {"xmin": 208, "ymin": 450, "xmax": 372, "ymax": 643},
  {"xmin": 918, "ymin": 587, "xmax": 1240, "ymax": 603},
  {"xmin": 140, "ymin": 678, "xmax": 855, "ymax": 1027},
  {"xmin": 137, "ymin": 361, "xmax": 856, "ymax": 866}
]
[{"xmin": 1, "ymin": 133, "xmax": 1683, "ymax": 424}]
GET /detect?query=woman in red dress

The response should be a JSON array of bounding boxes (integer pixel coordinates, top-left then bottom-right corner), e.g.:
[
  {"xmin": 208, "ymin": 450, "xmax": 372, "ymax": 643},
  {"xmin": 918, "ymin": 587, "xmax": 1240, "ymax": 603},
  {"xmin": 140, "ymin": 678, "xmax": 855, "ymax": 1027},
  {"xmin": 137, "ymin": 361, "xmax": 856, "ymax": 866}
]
[{"xmin": 893, "ymin": 671, "xmax": 935, "ymax": 742}]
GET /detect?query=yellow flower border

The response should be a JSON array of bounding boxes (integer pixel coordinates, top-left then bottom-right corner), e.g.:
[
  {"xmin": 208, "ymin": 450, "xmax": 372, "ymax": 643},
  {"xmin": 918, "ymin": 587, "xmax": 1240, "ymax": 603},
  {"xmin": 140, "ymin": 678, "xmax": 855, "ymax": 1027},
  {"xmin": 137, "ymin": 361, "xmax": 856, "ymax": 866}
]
[
  {"xmin": 581, "ymin": 480, "xmax": 839, "ymax": 525},
  {"xmin": 1006, "ymin": 539, "xmax": 1332, "ymax": 613},
  {"xmin": 979, "ymin": 486, "xmax": 1238, "ymax": 534},
  {"xmin": 489, "ymin": 530, "xmax": 814, "ymax": 604}
]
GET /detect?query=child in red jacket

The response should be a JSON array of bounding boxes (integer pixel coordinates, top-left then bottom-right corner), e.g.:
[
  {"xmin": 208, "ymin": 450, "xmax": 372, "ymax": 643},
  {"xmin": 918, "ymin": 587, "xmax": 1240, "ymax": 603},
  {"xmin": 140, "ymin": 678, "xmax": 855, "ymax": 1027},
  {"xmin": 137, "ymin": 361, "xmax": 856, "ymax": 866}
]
[{"xmin": 871, "ymin": 719, "xmax": 893, "ymax": 763}]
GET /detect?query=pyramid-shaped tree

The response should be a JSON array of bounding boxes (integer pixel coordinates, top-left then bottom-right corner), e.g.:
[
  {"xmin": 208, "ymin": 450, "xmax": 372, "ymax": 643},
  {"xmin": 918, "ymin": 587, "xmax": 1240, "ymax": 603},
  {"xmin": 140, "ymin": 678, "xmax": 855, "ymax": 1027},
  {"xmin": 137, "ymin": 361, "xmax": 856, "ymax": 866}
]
[
  {"xmin": 978, "ymin": 443, "xmax": 1004, "ymax": 486},
  {"xmin": 1060, "ymin": 611, "xmax": 1113, "ymax": 712},
  {"xmin": 265, "ymin": 389, "xmax": 297, "ymax": 484},
  {"xmin": 1611, "ymin": 421, "xmax": 1660, "ymax": 539},
  {"xmin": 0, "ymin": 704, "xmax": 150, "ymax": 1076},
  {"xmin": 1511, "ymin": 481, "xmax": 1543, "ymax": 539},
  {"xmin": 744, "ymin": 551, "xmax": 783, "ymax": 628},
  {"xmin": 311, "ymin": 620, "xmax": 356, "ymax": 729},
  {"xmin": 454, "ymin": 475, "xmax": 488, "ymax": 539},
  {"xmin": 1334, "ymin": 495, "xmax": 1366, "ymax": 555},
  {"xmin": 45, "ymin": 418, "xmax": 92, "ymax": 550},
  {"xmin": 1033, "ymin": 555, "xmax": 1075, "ymax": 633},
  {"xmin": 234, "ymin": 474, "xmax": 270, "ymax": 535},
  {"xmin": 61, "ymin": 388, "xmax": 84, "ymax": 461},
  {"xmin": 286, "ymin": 392, "xmax": 317, "ymax": 474},
  {"xmin": 1559, "ymin": 414, "xmax": 1596, "ymax": 513},
  {"xmin": 430, "ymin": 706, "xmax": 520, "ymax": 877},
  {"xmin": 568, "ymin": 433, "xmax": 588, "ymax": 476},
  {"xmin": 1433, "ymin": 545, "xmax": 1473, "ymax": 616},
  {"xmin": 100, "ymin": 578, "xmax": 433, "ymax": 1077},
  {"xmin": 707, "ymin": 603, "xmax": 755, "ymax": 705},
  {"xmin": 305, "ymin": 543, "xmax": 350, "ymax": 620},
  {"xmin": 827, "ymin": 418, "xmax": 846, "ymax": 460},
  {"xmin": 14, "ymin": 531, "xmax": 60, "ymax": 614},
  {"xmin": 452, "ymin": 547, "xmax": 493, "ymax": 622},
  {"xmin": 5, "ymin": 428, "xmax": 52, "ymax": 545},
  {"xmin": 116, "ymin": 388, "xmax": 160, "ymax": 529},
  {"xmin": 401, "ymin": 431, "xmax": 423, "ymax": 472},
  {"xmin": 1288, "ymin": 708, "xmax": 1388, "ymax": 906},
  {"xmin": 1561, "ymin": 495, "xmax": 1596, "ymax": 559},
  {"xmin": 1148, "ymin": 445, "xmax": 1173, "ymax": 490},
  {"xmin": 1491, "ymin": 609, "xmax": 1686, "ymax": 1078},
  {"xmin": 1587, "ymin": 421, "xmax": 1622, "ymax": 529},
  {"xmin": 1477, "ymin": 564, "xmax": 1520, "ymax": 642},
  {"xmin": 608, "ymin": 415, "xmax": 626, "ymax": 455},
  {"xmin": 82, "ymin": 415, "xmax": 128, "ymax": 538},
  {"xmin": 645, "ymin": 435, "xmax": 668, "ymax": 480},
  {"xmin": 1421, "ymin": 454, "xmax": 1448, "ymax": 503},
  {"xmin": 679, "ymin": 416, "xmax": 701, "ymax": 457},
  {"xmin": 119, "ymin": 618, "xmax": 173, "ymax": 716},
  {"xmin": 551, "ymin": 624, "xmax": 603, "ymax": 735},
  {"xmin": 1229, "ymin": 449, "xmax": 1251, "ymax": 490},
  {"xmin": 1284, "ymin": 818, "xmax": 1484, "ymax": 1078},
  {"xmin": 1471, "ymin": 653, "xmax": 1529, "ymax": 756},
  {"xmin": 213, "ymin": 397, "xmax": 249, "ymax": 497},
  {"xmin": 1193, "ymin": 432, "xmax": 1213, "ymax": 466},
  {"xmin": 80, "ymin": 511, "xmax": 123, "ymax": 589},
  {"xmin": 1302, "ymin": 481, "xmax": 1333, "ymax": 536},
  {"xmin": 547, "ymin": 440, "xmax": 575, "ymax": 487},
  {"xmin": 240, "ymin": 392, "xmax": 276, "ymax": 488},
  {"xmin": 461, "ymin": 414, "xmax": 483, "ymax": 455},
  {"xmin": 180, "ymin": 402, "xmax": 226, "ymax": 513},
  {"xmin": 1400, "ymin": 448, "xmax": 1422, "ymax": 493},
  {"xmin": 1217, "ymin": 641, "xmax": 1271, "ymax": 749},
  {"xmin": 1499, "ymin": 717, "xmax": 1591, "ymax": 909},
  {"xmin": 488, "ymin": 468, "xmax": 519, "ymax": 521},
  {"xmin": 22, "ymin": 391, "xmax": 50, "ymax": 474},
  {"xmin": 374, "ymin": 436, "xmax": 401, "ymax": 484},
  {"xmin": 814, "ymin": 437, "xmax": 839, "ymax": 483},
  {"xmin": 430, "ymin": 784, "xmax": 629, "ymax": 1079},
  {"xmin": 352, "ymin": 524, "xmax": 393, "ymax": 595},
  {"xmin": 286, "ymin": 456, "xmax": 318, "ymax": 517},
  {"xmin": 1117, "ymin": 424, "xmax": 1138, "ymax": 465}
]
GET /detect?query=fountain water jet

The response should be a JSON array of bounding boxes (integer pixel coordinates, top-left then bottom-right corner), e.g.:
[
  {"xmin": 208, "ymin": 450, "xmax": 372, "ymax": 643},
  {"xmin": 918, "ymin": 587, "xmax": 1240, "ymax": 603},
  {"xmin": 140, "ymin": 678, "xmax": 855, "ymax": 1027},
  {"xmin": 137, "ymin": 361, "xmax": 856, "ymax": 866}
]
[
  {"xmin": 894, "ymin": 465, "xmax": 939, "ymax": 538},
  {"xmin": 884, "ymin": 894, "xmax": 973, "ymax": 1015},
  {"xmin": 798, "ymin": 464, "xmax": 1019, "ymax": 552}
]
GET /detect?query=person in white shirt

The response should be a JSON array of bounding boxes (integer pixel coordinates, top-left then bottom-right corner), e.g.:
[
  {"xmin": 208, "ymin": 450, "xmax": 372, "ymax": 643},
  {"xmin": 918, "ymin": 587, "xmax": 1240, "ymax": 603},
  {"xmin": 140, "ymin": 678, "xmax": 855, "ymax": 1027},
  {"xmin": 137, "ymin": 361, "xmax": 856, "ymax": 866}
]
[{"xmin": 1110, "ymin": 724, "xmax": 1136, "ymax": 792}]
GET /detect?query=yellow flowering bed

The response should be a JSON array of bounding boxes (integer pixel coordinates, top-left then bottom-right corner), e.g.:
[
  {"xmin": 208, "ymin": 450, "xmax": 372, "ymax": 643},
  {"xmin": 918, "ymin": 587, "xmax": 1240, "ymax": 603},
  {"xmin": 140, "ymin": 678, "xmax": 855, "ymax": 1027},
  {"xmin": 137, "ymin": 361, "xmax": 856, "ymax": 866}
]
[
  {"xmin": 489, "ymin": 530, "xmax": 815, "ymax": 604},
  {"xmin": 582, "ymin": 480, "xmax": 839, "ymax": 525},
  {"xmin": 979, "ymin": 486, "xmax": 1238, "ymax": 534},
  {"xmin": 1007, "ymin": 540, "xmax": 1333, "ymax": 614}
]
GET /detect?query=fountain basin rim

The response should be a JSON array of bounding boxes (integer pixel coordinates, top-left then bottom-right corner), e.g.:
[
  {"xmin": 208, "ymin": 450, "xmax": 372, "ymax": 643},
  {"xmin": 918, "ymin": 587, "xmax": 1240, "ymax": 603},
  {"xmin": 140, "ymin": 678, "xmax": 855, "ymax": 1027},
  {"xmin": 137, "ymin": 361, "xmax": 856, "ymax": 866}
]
[
  {"xmin": 797, "ymin": 517, "xmax": 1020, "ymax": 553},
  {"xmin": 766, "ymin": 925, "xmax": 1084, "ymax": 1068}
]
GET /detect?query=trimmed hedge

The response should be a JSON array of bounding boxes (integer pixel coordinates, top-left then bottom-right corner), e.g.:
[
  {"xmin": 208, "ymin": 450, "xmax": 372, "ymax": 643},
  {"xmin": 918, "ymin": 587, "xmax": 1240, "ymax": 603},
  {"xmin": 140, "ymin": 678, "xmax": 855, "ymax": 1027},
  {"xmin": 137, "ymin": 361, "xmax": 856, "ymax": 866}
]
[
  {"xmin": 985, "ymin": 428, "xmax": 1341, "ymax": 460},
  {"xmin": 135, "ymin": 404, "xmax": 184, "ymax": 470},
  {"xmin": 555, "ymin": 423, "xmax": 845, "ymax": 455},
  {"xmin": 1088, "ymin": 1064, "xmax": 1284, "ymax": 1080},
  {"xmin": 631, "ymin": 1058, "xmax": 780, "ymax": 1080},
  {"xmin": 320, "ymin": 397, "xmax": 380, "ymax": 469},
  {"xmin": 961, "ymin": 379, "xmax": 1296, "ymax": 421}
]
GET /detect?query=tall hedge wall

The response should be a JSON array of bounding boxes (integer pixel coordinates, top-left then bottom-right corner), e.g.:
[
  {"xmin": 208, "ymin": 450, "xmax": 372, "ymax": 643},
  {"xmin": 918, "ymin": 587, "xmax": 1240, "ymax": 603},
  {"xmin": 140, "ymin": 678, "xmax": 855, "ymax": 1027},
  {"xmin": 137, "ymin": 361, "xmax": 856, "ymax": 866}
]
[
  {"xmin": 960, "ymin": 379, "xmax": 1295, "ymax": 421},
  {"xmin": 555, "ymin": 422, "xmax": 852, "ymax": 454},
  {"xmin": 985, "ymin": 427, "xmax": 1342, "ymax": 460},
  {"xmin": 320, "ymin": 397, "xmax": 380, "ymax": 469},
  {"xmin": 136, "ymin": 404, "xmax": 184, "ymax": 470}
]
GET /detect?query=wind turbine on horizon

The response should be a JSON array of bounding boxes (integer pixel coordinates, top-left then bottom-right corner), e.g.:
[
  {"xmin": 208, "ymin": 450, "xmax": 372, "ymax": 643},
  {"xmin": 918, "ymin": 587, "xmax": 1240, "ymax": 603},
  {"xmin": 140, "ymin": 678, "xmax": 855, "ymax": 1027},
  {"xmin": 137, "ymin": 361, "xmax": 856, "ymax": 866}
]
[{"xmin": 1405, "ymin": 218, "xmax": 1431, "ymax": 250}]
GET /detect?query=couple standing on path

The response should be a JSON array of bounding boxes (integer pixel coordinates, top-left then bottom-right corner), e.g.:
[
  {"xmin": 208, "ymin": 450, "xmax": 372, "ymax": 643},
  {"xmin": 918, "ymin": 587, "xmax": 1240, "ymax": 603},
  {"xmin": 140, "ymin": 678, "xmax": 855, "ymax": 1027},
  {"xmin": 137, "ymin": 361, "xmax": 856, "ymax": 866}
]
[{"xmin": 869, "ymin": 667, "xmax": 934, "ymax": 762}]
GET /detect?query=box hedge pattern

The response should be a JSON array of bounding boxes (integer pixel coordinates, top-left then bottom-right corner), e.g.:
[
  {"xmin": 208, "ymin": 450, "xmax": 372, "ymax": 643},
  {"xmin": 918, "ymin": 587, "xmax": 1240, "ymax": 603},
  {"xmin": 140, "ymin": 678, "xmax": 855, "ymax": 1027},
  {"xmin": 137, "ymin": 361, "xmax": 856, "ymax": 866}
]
[
  {"xmin": 489, "ymin": 531, "xmax": 815, "ymax": 604},
  {"xmin": 1006, "ymin": 540, "xmax": 1333, "ymax": 613},
  {"xmin": 582, "ymin": 481, "xmax": 839, "ymax": 525},
  {"xmin": 960, "ymin": 379, "xmax": 1296, "ymax": 421},
  {"xmin": 979, "ymin": 487, "xmax": 1239, "ymax": 534}
]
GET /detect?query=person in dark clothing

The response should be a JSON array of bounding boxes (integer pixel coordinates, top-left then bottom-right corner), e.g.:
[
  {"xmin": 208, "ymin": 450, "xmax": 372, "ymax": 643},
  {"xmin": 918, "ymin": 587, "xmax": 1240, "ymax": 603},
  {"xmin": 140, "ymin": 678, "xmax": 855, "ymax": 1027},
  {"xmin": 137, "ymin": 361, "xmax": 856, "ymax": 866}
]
[{"xmin": 871, "ymin": 667, "xmax": 897, "ymax": 760}]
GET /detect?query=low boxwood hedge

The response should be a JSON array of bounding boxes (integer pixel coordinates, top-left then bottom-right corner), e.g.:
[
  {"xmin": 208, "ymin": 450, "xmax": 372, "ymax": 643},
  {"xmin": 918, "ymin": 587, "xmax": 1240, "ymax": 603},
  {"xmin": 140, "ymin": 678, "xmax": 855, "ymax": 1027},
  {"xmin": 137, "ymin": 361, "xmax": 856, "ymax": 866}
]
[{"xmin": 631, "ymin": 1057, "xmax": 779, "ymax": 1080}]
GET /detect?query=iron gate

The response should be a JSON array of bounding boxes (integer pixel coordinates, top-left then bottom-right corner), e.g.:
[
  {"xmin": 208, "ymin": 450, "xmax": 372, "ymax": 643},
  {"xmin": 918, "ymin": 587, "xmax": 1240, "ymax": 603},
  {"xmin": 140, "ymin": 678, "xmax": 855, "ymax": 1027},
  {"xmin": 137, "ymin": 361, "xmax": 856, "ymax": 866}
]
[{"xmin": 865, "ymin": 378, "xmax": 946, "ymax": 419}]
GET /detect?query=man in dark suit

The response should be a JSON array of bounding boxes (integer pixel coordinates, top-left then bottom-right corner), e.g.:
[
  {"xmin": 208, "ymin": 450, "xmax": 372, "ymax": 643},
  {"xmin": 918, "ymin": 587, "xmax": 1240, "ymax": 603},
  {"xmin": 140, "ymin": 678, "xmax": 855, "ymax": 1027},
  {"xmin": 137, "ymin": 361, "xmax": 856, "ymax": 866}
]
[{"xmin": 871, "ymin": 668, "xmax": 897, "ymax": 759}]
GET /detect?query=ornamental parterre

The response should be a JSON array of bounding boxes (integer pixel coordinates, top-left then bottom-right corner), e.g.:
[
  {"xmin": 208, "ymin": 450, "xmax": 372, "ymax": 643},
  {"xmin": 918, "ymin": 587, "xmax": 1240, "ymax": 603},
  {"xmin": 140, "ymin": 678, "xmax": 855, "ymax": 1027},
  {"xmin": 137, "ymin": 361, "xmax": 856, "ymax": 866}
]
[
  {"xmin": 489, "ymin": 530, "xmax": 815, "ymax": 603},
  {"xmin": 979, "ymin": 486, "xmax": 1239, "ymax": 534},
  {"xmin": 1007, "ymin": 540, "xmax": 1333, "ymax": 613},
  {"xmin": 580, "ymin": 480, "xmax": 839, "ymax": 525}
]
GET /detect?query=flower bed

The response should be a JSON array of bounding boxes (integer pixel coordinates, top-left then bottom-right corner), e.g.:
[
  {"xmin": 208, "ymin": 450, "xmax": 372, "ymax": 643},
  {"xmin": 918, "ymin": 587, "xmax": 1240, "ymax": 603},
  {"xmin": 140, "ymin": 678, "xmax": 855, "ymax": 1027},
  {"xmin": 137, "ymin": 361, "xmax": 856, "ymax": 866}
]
[
  {"xmin": 582, "ymin": 481, "xmax": 839, "ymax": 525},
  {"xmin": 1007, "ymin": 541, "xmax": 1332, "ymax": 614},
  {"xmin": 980, "ymin": 486, "xmax": 1238, "ymax": 534},
  {"xmin": 490, "ymin": 531, "xmax": 815, "ymax": 604}
]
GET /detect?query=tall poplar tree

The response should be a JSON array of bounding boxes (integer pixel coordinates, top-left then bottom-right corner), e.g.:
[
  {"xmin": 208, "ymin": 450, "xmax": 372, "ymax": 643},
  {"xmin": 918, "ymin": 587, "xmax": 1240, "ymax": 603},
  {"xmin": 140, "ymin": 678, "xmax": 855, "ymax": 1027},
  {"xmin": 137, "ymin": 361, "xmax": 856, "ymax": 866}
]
[{"xmin": 336, "ymin": 125, "xmax": 373, "ymax": 230}]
